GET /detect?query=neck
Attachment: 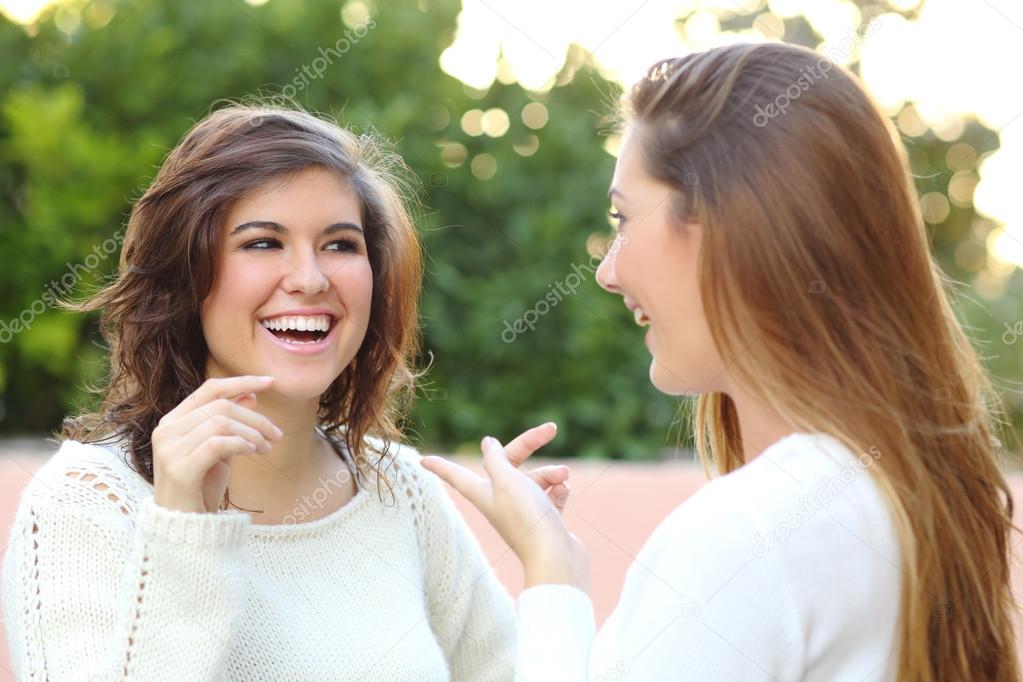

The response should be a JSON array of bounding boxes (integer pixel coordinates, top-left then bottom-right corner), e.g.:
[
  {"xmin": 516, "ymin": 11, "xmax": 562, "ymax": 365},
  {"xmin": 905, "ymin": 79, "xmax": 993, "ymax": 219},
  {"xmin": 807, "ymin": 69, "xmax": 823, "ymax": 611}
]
[
  {"xmin": 225, "ymin": 389, "xmax": 350, "ymax": 516},
  {"xmin": 723, "ymin": 381, "xmax": 797, "ymax": 463},
  {"xmin": 240, "ymin": 389, "xmax": 328, "ymax": 477},
  {"xmin": 202, "ymin": 364, "xmax": 344, "ymax": 506}
]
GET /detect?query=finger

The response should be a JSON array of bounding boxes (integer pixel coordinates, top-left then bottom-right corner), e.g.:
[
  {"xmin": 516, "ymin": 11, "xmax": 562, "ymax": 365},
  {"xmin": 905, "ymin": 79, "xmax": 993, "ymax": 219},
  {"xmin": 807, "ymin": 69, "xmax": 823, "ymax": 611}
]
[
  {"xmin": 174, "ymin": 398, "xmax": 282, "ymax": 445},
  {"xmin": 479, "ymin": 436, "xmax": 517, "ymax": 482},
  {"xmin": 527, "ymin": 464, "xmax": 570, "ymax": 489},
  {"xmin": 185, "ymin": 413, "xmax": 271, "ymax": 454},
  {"xmin": 420, "ymin": 456, "xmax": 490, "ymax": 508},
  {"xmin": 194, "ymin": 435, "xmax": 259, "ymax": 471},
  {"xmin": 550, "ymin": 482, "xmax": 570, "ymax": 511},
  {"xmin": 503, "ymin": 422, "xmax": 558, "ymax": 467},
  {"xmin": 164, "ymin": 375, "xmax": 274, "ymax": 421}
]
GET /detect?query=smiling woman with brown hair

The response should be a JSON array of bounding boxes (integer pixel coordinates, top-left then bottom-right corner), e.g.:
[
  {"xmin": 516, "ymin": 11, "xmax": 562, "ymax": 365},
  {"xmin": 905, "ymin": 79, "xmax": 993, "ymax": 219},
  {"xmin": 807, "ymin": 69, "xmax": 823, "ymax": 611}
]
[
  {"xmin": 423, "ymin": 42, "xmax": 1020, "ymax": 682},
  {"xmin": 0, "ymin": 103, "xmax": 569, "ymax": 681}
]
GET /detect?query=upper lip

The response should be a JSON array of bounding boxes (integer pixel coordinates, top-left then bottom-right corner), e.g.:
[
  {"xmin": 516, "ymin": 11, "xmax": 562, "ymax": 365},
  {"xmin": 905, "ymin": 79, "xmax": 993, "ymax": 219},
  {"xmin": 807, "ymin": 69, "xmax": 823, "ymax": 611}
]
[
  {"xmin": 259, "ymin": 307, "xmax": 340, "ymax": 321},
  {"xmin": 625, "ymin": 299, "xmax": 650, "ymax": 321}
]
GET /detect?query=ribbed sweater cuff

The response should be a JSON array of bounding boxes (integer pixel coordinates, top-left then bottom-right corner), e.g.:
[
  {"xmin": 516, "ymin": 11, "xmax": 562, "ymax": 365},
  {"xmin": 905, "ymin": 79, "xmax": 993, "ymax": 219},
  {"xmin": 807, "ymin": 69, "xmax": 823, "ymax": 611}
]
[
  {"xmin": 138, "ymin": 495, "xmax": 250, "ymax": 548},
  {"xmin": 515, "ymin": 584, "xmax": 595, "ymax": 681}
]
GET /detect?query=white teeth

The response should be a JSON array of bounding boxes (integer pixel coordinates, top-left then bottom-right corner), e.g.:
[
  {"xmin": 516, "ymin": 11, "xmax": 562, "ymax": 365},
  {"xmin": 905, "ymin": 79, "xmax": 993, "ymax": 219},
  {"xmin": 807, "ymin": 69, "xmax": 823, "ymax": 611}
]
[
  {"xmin": 260, "ymin": 314, "xmax": 332, "ymax": 333},
  {"xmin": 633, "ymin": 307, "xmax": 651, "ymax": 327}
]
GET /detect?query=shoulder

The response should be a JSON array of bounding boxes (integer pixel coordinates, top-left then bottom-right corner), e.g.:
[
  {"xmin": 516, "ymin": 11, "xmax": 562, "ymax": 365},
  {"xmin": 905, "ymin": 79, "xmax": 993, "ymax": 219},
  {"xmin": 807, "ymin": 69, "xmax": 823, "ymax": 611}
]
[
  {"xmin": 362, "ymin": 434, "xmax": 425, "ymax": 485},
  {"xmin": 714, "ymin": 432, "xmax": 894, "ymax": 555},
  {"xmin": 640, "ymin": 431, "xmax": 898, "ymax": 596},
  {"xmin": 617, "ymin": 433, "xmax": 900, "ymax": 676},
  {"xmin": 361, "ymin": 434, "xmax": 434, "ymax": 505},
  {"xmin": 13, "ymin": 437, "xmax": 151, "ymax": 523},
  {"xmin": 658, "ymin": 432, "xmax": 901, "ymax": 624},
  {"xmin": 361, "ymin": 435, "xmax": 468, "ymax": 532},
  {"xmin": 680, "ymin": 432, "xmax": 888, "ymax": 528}
]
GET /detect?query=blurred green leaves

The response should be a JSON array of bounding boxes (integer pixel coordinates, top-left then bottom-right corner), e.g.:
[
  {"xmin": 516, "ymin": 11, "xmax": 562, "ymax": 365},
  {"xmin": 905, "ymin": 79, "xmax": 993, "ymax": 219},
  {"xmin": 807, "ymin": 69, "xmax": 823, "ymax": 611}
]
[
  {"xmin": 0, "ymin": 0, "xmax": 678, "ymax": 458},
  {"xmin": 0, "ymin": 0, "xmax": 1019, "ymax": 458}
]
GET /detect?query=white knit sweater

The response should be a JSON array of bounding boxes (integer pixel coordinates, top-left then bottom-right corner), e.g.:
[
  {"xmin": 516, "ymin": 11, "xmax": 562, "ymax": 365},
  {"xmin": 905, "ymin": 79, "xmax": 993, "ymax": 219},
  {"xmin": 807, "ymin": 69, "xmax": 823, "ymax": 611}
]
[
  {"xmin": 2, "ymin": 436, "xmax": 516, "ymax": 681},
  {"xmin": 515, "ymin": 432, "xmax": 903, "ymax": 681}
]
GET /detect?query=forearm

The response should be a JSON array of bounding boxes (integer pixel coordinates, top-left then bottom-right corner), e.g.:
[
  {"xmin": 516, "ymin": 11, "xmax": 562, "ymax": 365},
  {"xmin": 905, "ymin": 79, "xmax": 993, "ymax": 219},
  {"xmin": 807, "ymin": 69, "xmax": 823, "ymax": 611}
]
[{"xmin": 515, "ymin": 584, "xmax": 595, "ymax": 682}]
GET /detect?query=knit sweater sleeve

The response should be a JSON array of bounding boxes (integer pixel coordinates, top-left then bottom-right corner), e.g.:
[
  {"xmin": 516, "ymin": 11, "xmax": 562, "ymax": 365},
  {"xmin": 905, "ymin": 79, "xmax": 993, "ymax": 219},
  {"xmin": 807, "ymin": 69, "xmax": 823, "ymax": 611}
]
[
  {"xmin": 395, "ymin": 447, "xmax": 517, "ymax": 681},
  {"xmin": 1, "ymin": 440, "xmax": 251, "ymax": 681}
]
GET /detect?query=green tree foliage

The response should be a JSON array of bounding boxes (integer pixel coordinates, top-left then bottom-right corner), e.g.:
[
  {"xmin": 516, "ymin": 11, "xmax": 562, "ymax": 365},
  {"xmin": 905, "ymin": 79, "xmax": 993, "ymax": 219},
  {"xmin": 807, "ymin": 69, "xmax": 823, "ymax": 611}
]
[{"xmin": 0, "ymin": 0, "xmax": 1018, "ymax": 457}]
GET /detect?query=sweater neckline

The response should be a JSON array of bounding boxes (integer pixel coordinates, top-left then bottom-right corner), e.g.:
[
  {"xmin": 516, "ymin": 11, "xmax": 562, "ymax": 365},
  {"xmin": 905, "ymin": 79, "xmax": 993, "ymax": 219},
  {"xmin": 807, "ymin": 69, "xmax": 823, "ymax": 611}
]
[
  {"xmin": 106, "ymin": 428, "xmax": 379, "ymax": 538},
  {"xmin": 246, "ymin": 481, "xmax": 374, "ymax": 537},
  {"xmin": 242, "ymin": 424, "xmax": 373, "ymax": 536}
]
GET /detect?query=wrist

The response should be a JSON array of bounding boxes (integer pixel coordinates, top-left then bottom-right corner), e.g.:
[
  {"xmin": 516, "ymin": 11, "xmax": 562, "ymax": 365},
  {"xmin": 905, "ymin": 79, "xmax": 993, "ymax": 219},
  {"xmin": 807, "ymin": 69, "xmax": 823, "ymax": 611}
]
[{"xmin": 523, "ymin": 545, "xmax": 589, "ymax": 591}]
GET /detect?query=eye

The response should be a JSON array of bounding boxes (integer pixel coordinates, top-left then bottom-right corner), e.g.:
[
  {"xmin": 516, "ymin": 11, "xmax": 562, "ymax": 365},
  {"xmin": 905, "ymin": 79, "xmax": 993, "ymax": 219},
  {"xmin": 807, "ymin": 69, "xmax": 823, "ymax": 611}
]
[
  {"xmin": 326, "ymin": 238, "xmax": 361, "ymax": 253},
  {"xmin": 242, "ymin": 238, "xmax": 280, "ymax": 250},
  {"xmin": 608, "ymin": 209, "xmax": 626, "ymax": 227},
  {"xmin": 241, "ymin": 238, "xmax": 362, "ymax": 253}
]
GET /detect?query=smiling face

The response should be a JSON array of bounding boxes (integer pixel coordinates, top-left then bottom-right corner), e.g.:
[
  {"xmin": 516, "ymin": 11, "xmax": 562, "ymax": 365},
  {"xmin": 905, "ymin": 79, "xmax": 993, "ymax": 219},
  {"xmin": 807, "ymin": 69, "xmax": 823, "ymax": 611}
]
[
  {"xmin": 200, "ymin": 166, "xmax": 373, "ymax": 399},
  {"xmin": 597, "ymin": 127, "xmax": 724, "ymax": 396}
]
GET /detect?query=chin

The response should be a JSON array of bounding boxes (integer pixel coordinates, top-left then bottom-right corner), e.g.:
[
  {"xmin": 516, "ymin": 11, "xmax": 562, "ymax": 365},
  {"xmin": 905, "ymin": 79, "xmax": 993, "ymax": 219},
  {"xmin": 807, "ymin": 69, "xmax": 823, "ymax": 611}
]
[
  {"xmin": 649, "ymin": 360, "xmax": 690, "ymax": 396},
  {"xmin": 272, "ymin": 372, "xmax": 343, "ymax": 398},
  {"xmin": 649, "ymin": 358, "xmax": 711, "ymax": 397}
]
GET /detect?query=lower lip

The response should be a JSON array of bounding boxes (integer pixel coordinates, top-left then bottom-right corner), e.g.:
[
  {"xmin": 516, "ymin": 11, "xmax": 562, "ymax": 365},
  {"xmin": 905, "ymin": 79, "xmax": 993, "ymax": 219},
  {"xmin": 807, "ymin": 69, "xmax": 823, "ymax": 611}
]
[{"xmin": 258, "ymin": 319, "xmax": 340, "ymax": 355}]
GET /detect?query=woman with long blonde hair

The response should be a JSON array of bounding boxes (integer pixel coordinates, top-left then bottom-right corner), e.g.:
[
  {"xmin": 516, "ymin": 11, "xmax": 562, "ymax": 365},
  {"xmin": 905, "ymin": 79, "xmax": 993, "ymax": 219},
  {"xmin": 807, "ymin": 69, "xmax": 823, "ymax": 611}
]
[{"xmin": 423, "ymin": 42, "xmax": 1020, "ymax": 681}]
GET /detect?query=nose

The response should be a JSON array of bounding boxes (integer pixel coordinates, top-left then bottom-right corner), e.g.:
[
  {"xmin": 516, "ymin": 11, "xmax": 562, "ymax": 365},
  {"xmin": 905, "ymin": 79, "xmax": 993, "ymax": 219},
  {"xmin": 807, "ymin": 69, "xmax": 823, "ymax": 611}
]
[
  {"xmin": 596, "ymin": 233, "xmax": 624, "ymax": 294},
  {"xmin": 282, "ymin": 249, "xmax": 330, "ymax": 295}
]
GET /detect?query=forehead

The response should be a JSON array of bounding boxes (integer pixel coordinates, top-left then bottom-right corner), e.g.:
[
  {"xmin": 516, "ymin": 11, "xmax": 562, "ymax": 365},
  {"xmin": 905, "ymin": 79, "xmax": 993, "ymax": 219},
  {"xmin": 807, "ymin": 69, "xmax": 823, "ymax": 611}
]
[
  {"xmin": 611, "ymin": 127, "xmax": 648, "ymax": 192},
  {"xmin": 225, "ymin": 167, "xmax": 361, "ymax": 222}
]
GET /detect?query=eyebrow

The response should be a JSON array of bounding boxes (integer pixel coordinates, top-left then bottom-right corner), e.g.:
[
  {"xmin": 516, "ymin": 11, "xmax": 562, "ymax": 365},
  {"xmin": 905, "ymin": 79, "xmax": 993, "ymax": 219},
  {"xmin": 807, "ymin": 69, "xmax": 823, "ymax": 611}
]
[
  {"xmin": 607, "ymin": 188, "xmax": 625, "ymax": 200},
  {"xmin": 229, "ymin": 220, "xmax": 364, "ymax": 236}
]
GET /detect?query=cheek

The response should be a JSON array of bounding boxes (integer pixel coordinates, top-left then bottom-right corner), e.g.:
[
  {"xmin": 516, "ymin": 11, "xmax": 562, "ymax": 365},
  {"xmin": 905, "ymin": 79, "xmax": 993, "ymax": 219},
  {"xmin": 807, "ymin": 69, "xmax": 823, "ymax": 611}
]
[
  {"xmin": 331, "ymin": 259, "xmax": 374, "ymax": 312},
  {"xmin": 206, "ymin": 263, "xmax": 269, "ymax": 314}
]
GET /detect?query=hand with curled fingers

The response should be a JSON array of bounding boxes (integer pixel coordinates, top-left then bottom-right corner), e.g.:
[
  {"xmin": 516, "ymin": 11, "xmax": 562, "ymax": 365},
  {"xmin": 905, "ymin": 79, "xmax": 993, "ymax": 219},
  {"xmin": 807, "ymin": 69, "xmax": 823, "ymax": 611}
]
[
  {"xmin": 420, "ymin": 422, "xmax": 589, "ymax": 591},
  {"xmin": 151, "ymin": 375, "xmax": 284, "ymax": 514}
]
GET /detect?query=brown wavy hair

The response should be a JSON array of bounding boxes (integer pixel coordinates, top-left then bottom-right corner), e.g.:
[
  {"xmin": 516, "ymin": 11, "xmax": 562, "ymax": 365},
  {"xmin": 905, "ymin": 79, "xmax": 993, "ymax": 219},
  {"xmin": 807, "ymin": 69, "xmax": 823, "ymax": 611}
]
[
  {"xmin": 624, "ymin": 43, "xmax": 1019, "ymax": 681},
  {"xmin": 57, "ymin": 102, "xmax": 423, "ymax": 503}
]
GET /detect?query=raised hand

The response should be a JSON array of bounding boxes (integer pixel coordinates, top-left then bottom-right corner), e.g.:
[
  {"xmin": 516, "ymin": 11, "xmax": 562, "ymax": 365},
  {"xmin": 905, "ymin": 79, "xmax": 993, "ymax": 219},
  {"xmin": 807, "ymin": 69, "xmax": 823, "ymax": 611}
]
[
  {"xmin": 151, "ymin": 375, "xmax": 284, "ymax": 514},
  {"xmin": 420, "ymin": 424, "xmax": 588, "ymax": 590}
]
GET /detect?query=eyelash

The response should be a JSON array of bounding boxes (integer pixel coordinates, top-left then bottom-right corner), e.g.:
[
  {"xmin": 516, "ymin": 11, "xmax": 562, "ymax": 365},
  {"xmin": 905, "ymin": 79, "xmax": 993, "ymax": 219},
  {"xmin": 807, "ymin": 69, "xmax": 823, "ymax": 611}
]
[
  {"xmin": 608, "ymin": 209, "xmax": 626, "ymax": 226},
  {"xmin": 242, "ymin": 238, "xmax": 361, "ymax": 253}
]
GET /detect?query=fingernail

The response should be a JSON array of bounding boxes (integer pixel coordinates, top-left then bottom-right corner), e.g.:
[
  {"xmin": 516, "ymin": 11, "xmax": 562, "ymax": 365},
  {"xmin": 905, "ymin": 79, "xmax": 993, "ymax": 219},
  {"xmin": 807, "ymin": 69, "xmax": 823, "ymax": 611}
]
[
  {"xmin": 481, "ymin": 436, "xmax": 494, "ymax": 450},
  {"xmin": 545, "ymin": 422, "xmax": 558, "ymax": 431},
  {"xmin": 257, "ymin": 375, "xmax": 274, "ymax": 382},
  {"xmin": 272, "ymin": 426, "xmax": 284, "ymax": 438}
]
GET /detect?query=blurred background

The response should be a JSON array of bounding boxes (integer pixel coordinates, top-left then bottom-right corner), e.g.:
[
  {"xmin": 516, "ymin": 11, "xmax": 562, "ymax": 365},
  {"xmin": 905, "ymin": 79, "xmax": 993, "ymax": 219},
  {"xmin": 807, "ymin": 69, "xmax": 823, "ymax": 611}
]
[{"xmin": 1, "ymin": 0, "xmax": 1022, "ymax": 460}]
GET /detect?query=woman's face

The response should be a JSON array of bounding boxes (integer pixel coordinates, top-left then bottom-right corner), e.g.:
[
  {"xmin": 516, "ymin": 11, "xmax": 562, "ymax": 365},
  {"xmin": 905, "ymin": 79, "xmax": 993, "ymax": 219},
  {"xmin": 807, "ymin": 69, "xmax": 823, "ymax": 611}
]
[
  {"xmin": 597, "ymin": 127, "xmax": 724, "ymax": 395},
  {"xmin": 201, "ymin": 166, "xmax": 373, "ymax": 399}
]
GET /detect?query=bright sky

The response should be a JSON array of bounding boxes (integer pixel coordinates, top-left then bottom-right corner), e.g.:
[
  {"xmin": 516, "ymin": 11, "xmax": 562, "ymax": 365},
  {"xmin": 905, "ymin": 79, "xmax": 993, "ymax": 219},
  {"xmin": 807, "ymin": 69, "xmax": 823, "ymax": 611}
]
[{"xmin": 5, "ymin": 0, "xmax": 1023, "ymax": 272}]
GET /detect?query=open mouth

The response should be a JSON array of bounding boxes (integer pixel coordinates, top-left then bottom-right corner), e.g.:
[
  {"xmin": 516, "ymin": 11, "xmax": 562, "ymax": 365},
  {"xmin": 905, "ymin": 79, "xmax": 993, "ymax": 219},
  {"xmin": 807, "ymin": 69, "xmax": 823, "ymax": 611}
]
[{"xmin": 259, "ymin": 314, "xmax": 337, "ymax": 345}]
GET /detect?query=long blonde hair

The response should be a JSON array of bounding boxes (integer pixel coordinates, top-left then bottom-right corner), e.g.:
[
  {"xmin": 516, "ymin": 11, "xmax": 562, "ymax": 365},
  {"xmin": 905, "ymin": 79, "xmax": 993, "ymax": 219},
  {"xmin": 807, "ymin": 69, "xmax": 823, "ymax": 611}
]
[{"xmin": 626, "ymin": 42, "xmax": 1018, "ymax": 681}]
